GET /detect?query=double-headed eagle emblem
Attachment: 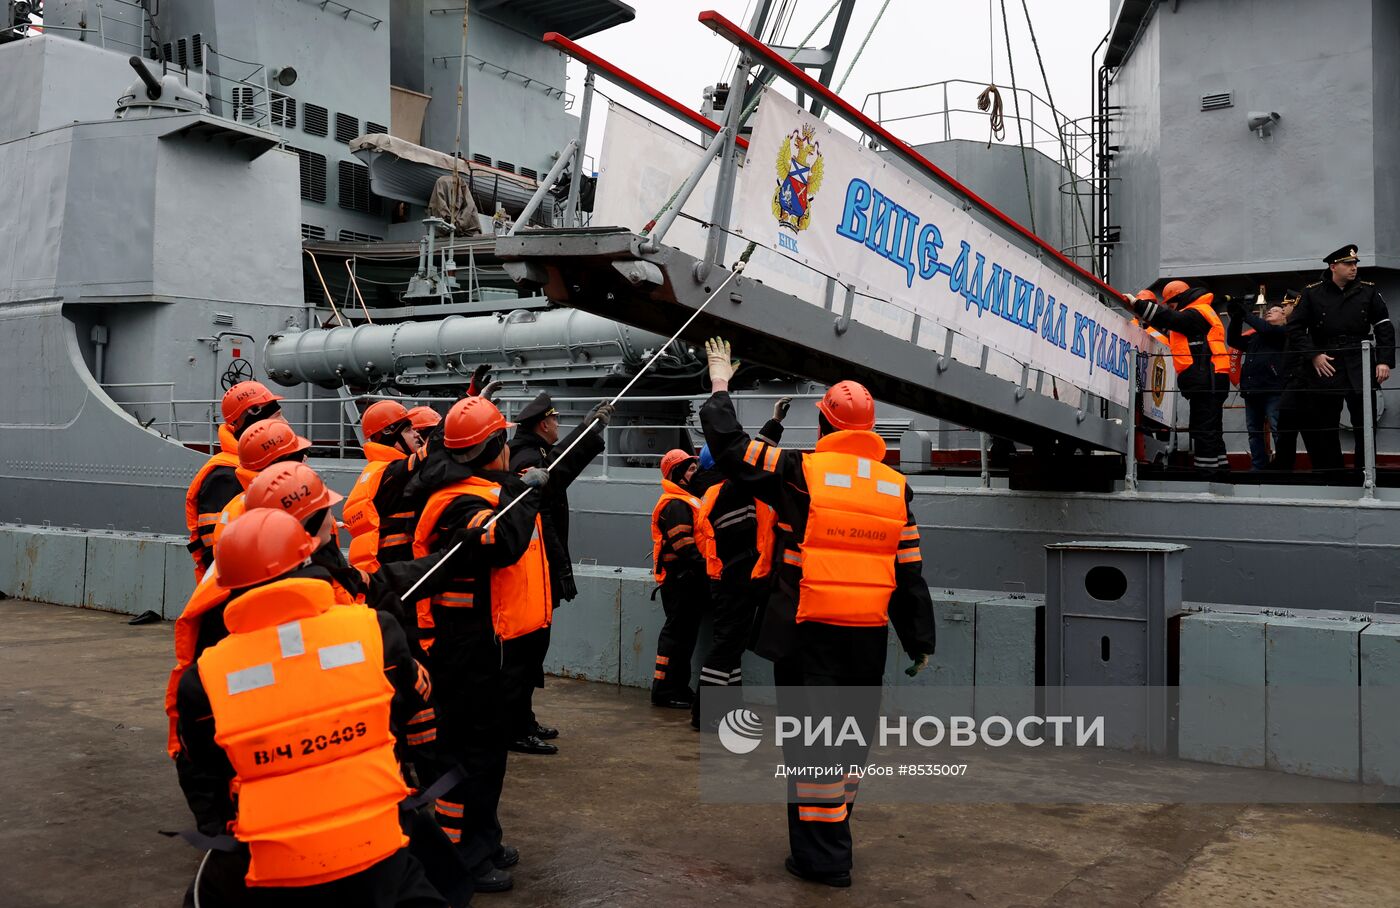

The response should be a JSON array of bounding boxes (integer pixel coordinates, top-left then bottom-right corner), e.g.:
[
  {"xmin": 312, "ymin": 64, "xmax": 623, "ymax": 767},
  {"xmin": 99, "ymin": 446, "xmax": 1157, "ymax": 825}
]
[{"xmin": 773, "ymin": 123, "xmax": 824, "ymax": 233}]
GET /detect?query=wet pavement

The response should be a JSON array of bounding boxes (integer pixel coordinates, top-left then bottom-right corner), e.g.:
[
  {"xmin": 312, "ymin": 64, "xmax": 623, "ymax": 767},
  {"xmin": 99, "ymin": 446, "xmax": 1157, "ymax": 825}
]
[{"xmin": 3, "ymin": 598, "xmax": 1399, "ymax": 907}]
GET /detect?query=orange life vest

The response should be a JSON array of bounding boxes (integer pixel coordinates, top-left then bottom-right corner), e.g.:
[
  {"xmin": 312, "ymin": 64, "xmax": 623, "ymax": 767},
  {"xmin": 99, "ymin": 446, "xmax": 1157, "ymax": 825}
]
[
  {"xmin": 693, "ymin": 481, "xmax": 778, "ymax": 581},
  {"xmin": 211, "ymin": 466, "xmax": 261, "ymax": 546},
  {"xmin": 344, "ymin": 443, "xmax": 410, "ymax": 572},
  {"xmin": 165, "ymin": 564, "xmax": 359, "ymax": 759},
  {"xmin": 196, "ymin": 579, "xmax": 408, "ymax": 888},
  {"xmin": 789, "ymin": 431, "xmax": 907, "ymax": 627},
  {"xmin": 1130, "ymin": 317, "xmax": 1168, "ymax": 345},
  {"xmin": 412, "ymin": 478, "xmax": 552, "ymax": 646},
  {"xmin": 184, "ymin": 425, "xmax": 241, "ymax": 581},
  {"xmin": 650, "ymin": 479, "xmax": 702, "ymax": 584},
  {"xmin": 1167, "ymin": 294, "xmax": 1230, "ymax": 374}
]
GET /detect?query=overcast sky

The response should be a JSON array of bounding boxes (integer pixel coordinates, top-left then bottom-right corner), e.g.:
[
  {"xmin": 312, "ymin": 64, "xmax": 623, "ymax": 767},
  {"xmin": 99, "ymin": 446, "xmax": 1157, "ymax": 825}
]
[{"xmin": 569, "ymin": 0, "xmax": 1110, "ymax": 159}]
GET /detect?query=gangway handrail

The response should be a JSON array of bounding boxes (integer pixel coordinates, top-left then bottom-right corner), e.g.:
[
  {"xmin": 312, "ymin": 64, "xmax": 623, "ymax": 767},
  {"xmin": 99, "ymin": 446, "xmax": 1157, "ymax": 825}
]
[
  {"xmin": 697, "ymin": 9, "xmax": 1120, "ymax": 304},
  {"xmin": 542, "ymin": 31, "xmax": 749, "ymax": 151}
]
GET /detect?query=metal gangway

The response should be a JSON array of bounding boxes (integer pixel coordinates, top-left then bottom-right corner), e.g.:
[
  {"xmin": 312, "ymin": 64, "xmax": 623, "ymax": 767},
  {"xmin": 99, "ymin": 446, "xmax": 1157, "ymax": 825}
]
[{"xmin": 494, "ymin": 12, "xmax": 1146, "ymax": 460}]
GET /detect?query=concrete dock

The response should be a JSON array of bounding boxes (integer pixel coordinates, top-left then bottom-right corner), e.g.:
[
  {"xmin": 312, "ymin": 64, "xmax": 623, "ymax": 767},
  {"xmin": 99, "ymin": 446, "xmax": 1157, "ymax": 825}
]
[{"xmin": 3, "ymin": 599, "xmax": 1400, "ymax": 907}]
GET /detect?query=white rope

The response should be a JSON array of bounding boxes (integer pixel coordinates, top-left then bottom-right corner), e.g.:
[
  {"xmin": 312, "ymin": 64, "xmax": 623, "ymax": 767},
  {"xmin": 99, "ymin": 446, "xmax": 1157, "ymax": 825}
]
[{"xmin": 399, "ymin": 266, "xmax": 746, "ymax": 603}]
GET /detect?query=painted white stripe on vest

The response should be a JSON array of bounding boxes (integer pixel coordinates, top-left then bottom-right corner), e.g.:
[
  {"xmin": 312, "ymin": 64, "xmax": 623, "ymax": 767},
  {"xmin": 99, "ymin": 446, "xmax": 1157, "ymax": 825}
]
[
  {"xmin": 319, "ymin": 641, "xmax": 367, "ymax": 670},
  {"xmin": 857, "ymin": 458, "xmax": 872, "ymax": 479},
  {"xmin": 824, "ymin": 472, "xmax": 853, "ymax": 488},
  {"xmin": 227, "ymin": 663, "xmax": 275, "ymax": 695},
  {"xmin": 876, "ymin": 479, "xmax": 901, "ymax": 497},
  {"xmin": 277, "ymin": 621, "xmax": 305, "ymax": 659}
]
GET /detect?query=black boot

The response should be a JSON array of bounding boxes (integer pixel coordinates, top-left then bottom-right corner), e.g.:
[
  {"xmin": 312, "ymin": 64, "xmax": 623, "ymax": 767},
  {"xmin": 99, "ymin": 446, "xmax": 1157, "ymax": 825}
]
[
  {"xmin": 508, "ymin": 734, "xmax": 558, "ymax": 755},
  {"xmin": 785, "ymin": 856, "xmax": 851, "ymax": 888}
]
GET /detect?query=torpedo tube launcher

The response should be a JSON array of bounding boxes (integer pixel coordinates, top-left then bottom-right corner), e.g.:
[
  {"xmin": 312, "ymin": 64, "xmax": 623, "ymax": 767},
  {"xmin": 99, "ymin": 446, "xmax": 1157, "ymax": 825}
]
[{"xmin": 399, "ymin": 265, "xmax": 746, "ymax": 604}]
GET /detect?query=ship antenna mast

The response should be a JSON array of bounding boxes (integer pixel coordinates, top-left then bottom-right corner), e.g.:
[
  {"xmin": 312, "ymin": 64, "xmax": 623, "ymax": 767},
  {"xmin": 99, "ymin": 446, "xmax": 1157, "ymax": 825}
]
[{"xmin": 451, "ymin": 2, "xmax": 471, "ymax": 180}]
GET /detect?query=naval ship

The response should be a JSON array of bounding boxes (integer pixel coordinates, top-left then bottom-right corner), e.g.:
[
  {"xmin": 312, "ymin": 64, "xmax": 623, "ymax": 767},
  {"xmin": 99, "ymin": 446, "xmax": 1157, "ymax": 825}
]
[{"xmin": 1, "ymin": 0, "xmax": 1398, "ymax": 616}]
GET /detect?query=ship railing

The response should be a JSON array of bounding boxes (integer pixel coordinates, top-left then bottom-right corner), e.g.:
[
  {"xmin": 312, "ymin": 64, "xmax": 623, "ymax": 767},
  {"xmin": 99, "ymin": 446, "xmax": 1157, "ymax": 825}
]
[{"xmin": 5, "ymin": 0, "xmax": 151, "ymax": 54}]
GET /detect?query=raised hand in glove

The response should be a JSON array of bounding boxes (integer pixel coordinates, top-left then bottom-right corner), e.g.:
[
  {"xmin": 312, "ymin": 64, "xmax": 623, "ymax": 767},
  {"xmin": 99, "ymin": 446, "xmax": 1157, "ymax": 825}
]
[
  {"xmin": 705, "ymin": 337, "xmax": 739, "ymax": 390},
  {"xmin": 772, "ymin": 396, "xmax": 792, "ymax": 422},
  {"xmin": 587, "ymin": 401, "xmax": 615, "ymax": 427},
  {"xmin": 479, "ymin": 379, "xmax": 503, "ymax": 402},
  {"xmin": 904, "ymin": 654, "xmax": 931, "ymax": 677},
  {"xmin": 520, "ymin": 466, "xmax": 549, "ymax": 489}
]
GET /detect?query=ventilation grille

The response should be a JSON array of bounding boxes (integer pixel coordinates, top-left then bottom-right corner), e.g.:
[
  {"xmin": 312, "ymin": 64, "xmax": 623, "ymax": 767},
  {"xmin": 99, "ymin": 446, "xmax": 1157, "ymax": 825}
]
[
  {"xmin": 271, "ymin": 93, "xmax": 297, "ymax": 129},
  {"xmin": 1201, "ymin": 91, "xmax": 1233, "ymax": 111},
  {"xmin": 338, "ymin": 160, "xmax": 375, "ymax": 212},
  {"xmin": 301, "ymin": 224, "xmax": 326, "ymax": 241},
  {"xmin": 335, "ymin": 113, "xmax": 359, "ymax": 145},
  {"xmin": 291, "ymin": 147, "xmax": 327, "ymax": 202},
  {"xmin": 212, "ymin": 312, "xmax": 236, "ymax": 327},
  {"xmin": 519, "ymin": 167, "xmax": 539, "ymax": 181},
  {"xmin": 231, "ymin": 86, "xmax": 257, "ymax": 122},
  {"xmin": 192, "ymin": 34, "xmax": 203, "ymax": 68},
  {"xmin": 162, "ymin": 42, "xmax": 172, "ymax": 63},
  {"xmin": 495, "ymin": 160, "xmax": 515, "ymax": 174},
  {"xmin": 304, "ymin": 104, "xmax": 329, "ymax": 137},
  {"xmin": 472, "ymin": 153, "xmax": 491, "ymax": 165},
  {"xmin": 366, "ymin": 121, "xmax": 387, "ymax": 136},
  {"xmin": 176, "ymin": 38, "xmax": 188, "ymax": 69},
  {"xmin": 338, "ymin": 229, "xmax": 383, "ymax": 243}
]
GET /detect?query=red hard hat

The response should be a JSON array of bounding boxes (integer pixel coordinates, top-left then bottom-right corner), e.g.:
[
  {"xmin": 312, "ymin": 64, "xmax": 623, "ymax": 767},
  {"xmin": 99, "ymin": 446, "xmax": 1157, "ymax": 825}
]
[
  {"xmin": 443, "ymin": 396, "xmax": 513, "ymax": 450},
  {"xmin": 660, "ymin": 449, "xmax": 696, "ymax": 481},
  {"xmin": 1135, "ymin": 289, "xmax": 1158, "ymax": 303},
  {"xmin": 1162, "ymin": 280, "xmax": 1190, "ymax": 303},
  {"xmin": 237, "ymin": 419, "xmax": 312, "ymax": 472},
  {"xmin": 362, "ymin": 400, "xmax": 410, "ymax": 440},
  {"xmin": 221, "ymin": 381, "xmax": 283, "ymax": 428},
  {"xmin": 215, "ymin": 508, "xmax": 316, "ymax": 590},
  {"xmin": 244, "ymin": 461, "xmax": 343, "ymax": 522},
  {"xmin": 407, "ymin": 406, "xmax": 442, "ymax": 430},
  {"xmin": 816, "ymin": 380, "xmax": 876, "ymax": 431}
]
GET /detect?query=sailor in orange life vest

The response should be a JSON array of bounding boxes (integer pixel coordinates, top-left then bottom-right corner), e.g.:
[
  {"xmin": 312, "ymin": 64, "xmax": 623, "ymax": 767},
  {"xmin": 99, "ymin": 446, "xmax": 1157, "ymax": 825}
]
[
  {"xmin": 172, "ymin": 508, "xmax": 451, "ymax": 907},
  {"xmin": 699, "ymin": 337, "xmax": 936, "ymax": 890},
  {"xmin": 211, "ymin": 419, "xmax": 314, "ymax": 546},
  {"xmin": 184, "ymin": 381, "xmax": 286, "ymax": 583},
  {"xmin": 648, "ymin": 447, "xmax": 710, "ymax": 710},
  {"xmin": 503, "ymin": 393, "xmax": 614, "ymax": 754},
  {"xmin": 406, "ymin": 395, "xmax": 551, "ymax": 894},
  {"xmin": 1127, "ymin": 281, "xmax": 1233, "ymax": 476},
  {"xmin": 344, "ymin": 400, "xmax": 430, "ymax": 574},
  {"xmin": 686, "ymin": 398, "xmax": 789, "ymax": 730}
]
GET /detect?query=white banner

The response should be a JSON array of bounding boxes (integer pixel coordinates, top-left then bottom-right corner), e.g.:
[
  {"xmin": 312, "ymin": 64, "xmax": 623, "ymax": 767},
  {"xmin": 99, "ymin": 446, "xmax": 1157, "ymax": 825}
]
[{"xmin": 734, "ymin": 90, "xmax": 1170, "ymax": 415}]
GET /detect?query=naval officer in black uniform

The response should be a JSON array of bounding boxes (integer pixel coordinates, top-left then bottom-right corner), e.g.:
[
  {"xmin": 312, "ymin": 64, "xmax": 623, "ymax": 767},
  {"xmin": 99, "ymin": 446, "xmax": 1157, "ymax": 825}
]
[{"xmin": 1276, "ymin": 244, "xmax": 1394, "ymax": 472}]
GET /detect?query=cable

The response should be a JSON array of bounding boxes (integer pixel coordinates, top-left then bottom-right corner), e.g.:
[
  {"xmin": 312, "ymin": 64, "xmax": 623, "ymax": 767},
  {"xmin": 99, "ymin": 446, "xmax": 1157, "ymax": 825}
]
[
  {"xmin": 399, "ymin": 266, "xmax": 746, "ymax": 603},
  {"xmin": 976, "ymin": 84, "xmax": 1007, "ymax": 144},
  {"xmin": 828, "ymin": 0, "xmax": 891, "ymax": 99},
  {"xmin": 192, "ymin": 850, "xmax": 210, "ymax": 908},
  {"xmin": 998, "ymin": 0, "xmax": 1037, "ymax": 235}
]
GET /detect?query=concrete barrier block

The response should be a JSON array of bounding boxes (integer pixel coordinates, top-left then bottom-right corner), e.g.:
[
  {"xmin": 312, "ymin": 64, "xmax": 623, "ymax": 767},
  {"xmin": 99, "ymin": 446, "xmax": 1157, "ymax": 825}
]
[
  {"xmin": 547, "ymin": 566, "xmax": 622, "ymax": 684},
  {"xmin": 11, "ymin": 526, "xmax": 87, "ymax": 606},
  {"xmin": 163, "ymin": 541, "xmax": 198, "ymax": 620},
  {"xmin": 885, "ymin": 589, "xmax": 996, "ymax": 716},
  {"xmin": 1266, "ymin": 616, "xmax": 1364, "ymax": 782},
  {"xmin": 1361, "ymin": 622, "xmax": 1400, "ymax": 786},
  {"xmin": 83, "ymin": 532, "xmax": 166, "ymax": 616},
  {"xmin": 616, "ymin": 568, "xmax": 664, "ymax": 690},
  {"xmin": 1178, "ymin": 613, "xmax": 1267, "ymax": 768},
  {"xmin": 0, "ymin": 525, "xmax": 19, "ymax": 597},
  {"xmin": 974, "ymin": 596, "xmax": 1042, "ymax": 722}
]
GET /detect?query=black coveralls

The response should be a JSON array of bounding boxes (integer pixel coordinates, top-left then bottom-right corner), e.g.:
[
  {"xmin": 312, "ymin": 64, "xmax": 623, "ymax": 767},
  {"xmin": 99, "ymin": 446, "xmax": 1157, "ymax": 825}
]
[
  {"xmin": 692, "ymin": 417, "xmax": 786, "ymax": 712},
  {"xmin": 193, "ymin": 466, "xmax": 242, "ymax": 573},
  {"xmin": 407, "ymin": 456, "xmax": 542, "ymax": 871},
  {"xmin": 699, "ymin": 391, "xmax": 936, "ymax": 876},
  {"xmin": 175, "ymin": 598, "xmax": 450, "ymax": 908},
  {"xmin": 502, "ymin": 421, "xmax": 605, "ymax": 739},
  {"xmin": 1275, "ymin": 278, "xmax": 1395, "ymax": 471},
  {"xmin": 1134, "ymin": 289, "xmax": 1231, "ymax": 474},
  {"xmin": 651, "ymin": 488, "xmax": 709, "ymax": 706}
]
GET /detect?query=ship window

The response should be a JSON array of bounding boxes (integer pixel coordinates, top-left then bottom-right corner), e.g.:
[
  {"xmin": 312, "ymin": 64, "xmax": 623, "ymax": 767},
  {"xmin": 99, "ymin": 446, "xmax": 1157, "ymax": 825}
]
[
  {"xmin": 192, "ymin": 34, "xmax": 203, "ymax": 68},
  {"xmin": 304, "ymin": 104, "xmax": 329, "ymax": 137},
  {"xmin": 290, "ymin": 147, "xmax": 327, "ymax": 203},
  {"xmin": 302, "ymin": 224, "xmax": 326, "ymax": 241},
  {"xmin": 338, "ymin": 160, "xmax": 377, "ymax": 213},
  {"xmin": 337, "ymin": 229, "xmax": 383, "ymax": 243},
  {"xmin": 335, "ymin": 113, "xmax": 360, "ymax": 145},
  {"xmin": 472, "ymin": 153, "xmax": 491, "ymax": 165},
  {"xmin": 495, "ymin": 160, "xmax": 515, "ymax": 174},
  {"xmin": 230, "ymin": 86, "xmax": 257, "ymax": 122},
  {"xmin": 271, "ymin": 93, "xmax": 297, "ymax": 129},
  {"xmin": 366, "ymin": 121, "xmax": 387, "ymax": 136}
]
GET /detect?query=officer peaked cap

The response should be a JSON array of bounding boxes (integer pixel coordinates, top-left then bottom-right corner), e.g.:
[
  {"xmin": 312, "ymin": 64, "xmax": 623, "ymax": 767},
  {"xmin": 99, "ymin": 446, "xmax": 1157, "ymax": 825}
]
[
  {"xmin": 516, "ymin": 392, "xmax": 557, "ymax": 427},
  {"xmin": 1324, "ymin": 245, "xmax": 1360, "ymax": 265}
]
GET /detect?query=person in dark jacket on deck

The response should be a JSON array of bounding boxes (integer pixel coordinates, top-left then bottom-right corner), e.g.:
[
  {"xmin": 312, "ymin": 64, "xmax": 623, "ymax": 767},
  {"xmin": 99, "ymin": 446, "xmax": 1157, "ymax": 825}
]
[
  {"xmin": 698, "ymin": 337, "xmax": 936, "ymax": 889},
  {"xmin": 1226, "ymin": 296, "xmax": 1288, "ymax": 470},
  {"xmin": 502, "ymin": 392, "xmax": 613, "ymax": 754}
]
